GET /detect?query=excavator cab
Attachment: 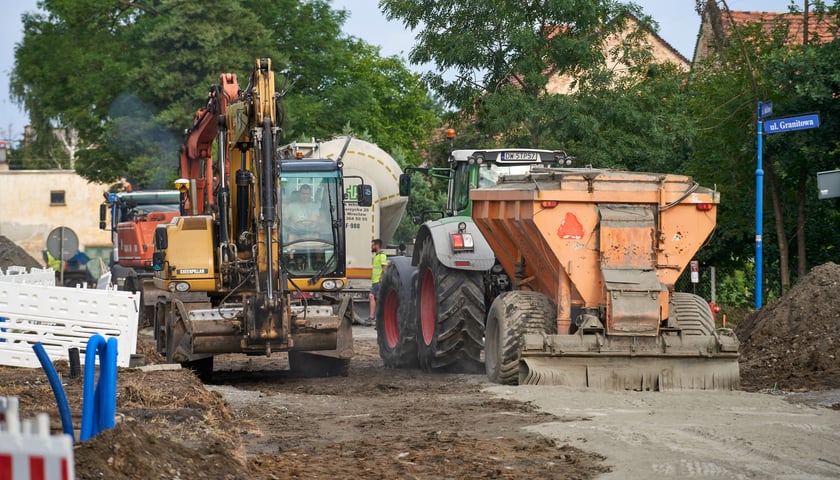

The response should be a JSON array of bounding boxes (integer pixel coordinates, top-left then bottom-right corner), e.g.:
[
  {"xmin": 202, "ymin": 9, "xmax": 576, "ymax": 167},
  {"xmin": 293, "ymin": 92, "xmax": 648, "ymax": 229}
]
[{"xmin": 280, "ymin": 161, "xmax": 346, "ymax": 282}]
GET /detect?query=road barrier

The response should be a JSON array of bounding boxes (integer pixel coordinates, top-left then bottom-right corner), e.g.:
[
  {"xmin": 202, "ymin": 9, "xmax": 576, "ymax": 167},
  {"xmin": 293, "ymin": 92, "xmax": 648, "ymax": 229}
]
[
  {"xmin": 0, "ymin": 396, "xmax": 75, "ymax": 480},
  {"xmin": 0, "ymin": 267, "xmax": 139, "ymax": 368}
]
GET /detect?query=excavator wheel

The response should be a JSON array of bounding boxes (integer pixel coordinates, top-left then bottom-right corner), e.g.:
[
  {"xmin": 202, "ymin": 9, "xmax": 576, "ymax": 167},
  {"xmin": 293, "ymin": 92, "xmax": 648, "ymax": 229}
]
[
  {"xmin": 376, "ymin": 256, "xmax": 419, "ymax": 368},
  {"xmin": 288, "ymin": 351, "xmax": 349, "ymax": 377},
  {"xmin": 485, "ymin": 291, "xmax": 557, "ymax": 385},
  {"xmin": 415, "ymin": 239, "xmax": 485, "ymax": 373},
  {"xmin": 671, "ymin": 292, "xmax": 716, "ymax": 336},
  {"xmin": 167, "ymin": 299, "xmax": 213, "ymax": 382},
  {"xmin": 153, "ymin": 297, "xmax": 167, "ymax": 355}
]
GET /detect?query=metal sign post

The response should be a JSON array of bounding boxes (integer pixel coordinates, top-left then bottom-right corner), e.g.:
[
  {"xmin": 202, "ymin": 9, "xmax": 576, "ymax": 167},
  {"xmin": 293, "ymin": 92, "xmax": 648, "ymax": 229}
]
[
  {"xmin": 756, "ymin": 102, "xmax": 766, "ymax": 310},
  {"xmin": 755, "ymin": 104, "xmax": 820, "ymax": 309}
]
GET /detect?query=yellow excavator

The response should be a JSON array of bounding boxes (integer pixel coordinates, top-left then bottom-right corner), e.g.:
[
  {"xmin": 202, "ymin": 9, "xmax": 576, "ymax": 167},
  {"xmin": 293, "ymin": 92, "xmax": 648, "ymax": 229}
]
[{"xmin": 151, "ymin": 58, "xmax": 371, "ymax": 379}]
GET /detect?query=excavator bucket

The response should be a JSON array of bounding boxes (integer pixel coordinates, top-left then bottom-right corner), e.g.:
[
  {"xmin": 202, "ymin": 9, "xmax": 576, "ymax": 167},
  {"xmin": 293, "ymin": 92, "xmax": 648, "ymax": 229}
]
[{"xmin": 472, "ymin": 168, "xmax": 741, "ymax": 391}]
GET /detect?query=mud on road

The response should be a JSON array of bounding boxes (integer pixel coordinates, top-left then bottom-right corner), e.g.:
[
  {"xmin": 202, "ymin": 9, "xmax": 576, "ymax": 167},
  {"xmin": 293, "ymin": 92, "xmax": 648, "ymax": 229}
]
[
  {"xmin": 2, "ymin": 260, "xmax": 839, "ymax": 479},
  {"xmin": 2, "ymin": 326, "xmax": 608, "ymax": 480},
  {"xmin": 3, "ymin": 326, "xmax": 840, "ymax": 479}
]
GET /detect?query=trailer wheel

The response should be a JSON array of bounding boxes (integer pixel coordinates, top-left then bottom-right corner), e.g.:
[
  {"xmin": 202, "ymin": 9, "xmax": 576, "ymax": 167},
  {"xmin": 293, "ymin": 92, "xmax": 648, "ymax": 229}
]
[
  {"xmin": 376, "ymin": 257, "xmax": 418, "ymax": 368},
  {"xmin": 486, "ymin": 291, "xmax": 556, "ymax": 385},
  {"xmin": 288, "ymin": 351, "xmax": 349, "ymax": 377},
  {"xmin": 415, "ymin": 239, "xmax": 485, "ymax": 372},
  {"xmin": 671, "ymin": 292, "xmax": 715, "ymax": 336}
]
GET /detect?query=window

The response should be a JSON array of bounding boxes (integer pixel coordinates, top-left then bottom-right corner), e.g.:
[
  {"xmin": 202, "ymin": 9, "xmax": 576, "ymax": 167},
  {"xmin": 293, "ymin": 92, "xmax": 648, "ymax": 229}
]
[{"xmin": 50, "ymin": 190, "xmax": 66, "ymax": 206}]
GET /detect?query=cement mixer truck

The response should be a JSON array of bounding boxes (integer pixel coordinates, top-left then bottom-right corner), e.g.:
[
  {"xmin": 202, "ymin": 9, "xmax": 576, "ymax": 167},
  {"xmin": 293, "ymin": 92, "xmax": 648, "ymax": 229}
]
[{"xmin": 278, "ymin": 137, "xmax": 407, "ymax": 320}]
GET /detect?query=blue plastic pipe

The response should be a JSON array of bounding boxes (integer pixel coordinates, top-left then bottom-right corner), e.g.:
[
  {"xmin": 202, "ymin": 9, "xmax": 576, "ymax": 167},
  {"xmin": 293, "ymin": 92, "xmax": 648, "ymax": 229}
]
[
  {"xmin": 80, "ymin": 334, "xmax": 106, "ymax": 441},
  {"xmin": 100, "ymin": 337, "xmax": 118, "ymax": 431},
  {"xmin": 32, "ymin": 342, "xmax": 75, "ymax": 441},
  {"xmin": 80, "ymin": 334, "xmax": 119, "ymax": 441}
]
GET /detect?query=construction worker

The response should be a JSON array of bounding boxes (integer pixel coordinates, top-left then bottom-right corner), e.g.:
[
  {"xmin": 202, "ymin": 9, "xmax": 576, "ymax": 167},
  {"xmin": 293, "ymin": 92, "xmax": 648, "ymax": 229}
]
[{"xmin": 367, "ymin": 238, "xmax": 387, "ymax": 326}]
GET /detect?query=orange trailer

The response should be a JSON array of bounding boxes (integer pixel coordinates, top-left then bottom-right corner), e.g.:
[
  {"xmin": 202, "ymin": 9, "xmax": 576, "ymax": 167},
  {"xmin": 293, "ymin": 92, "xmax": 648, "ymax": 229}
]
[{"xmin": 472, "ymin": 167, "xmax": 739, "ymax": 390}]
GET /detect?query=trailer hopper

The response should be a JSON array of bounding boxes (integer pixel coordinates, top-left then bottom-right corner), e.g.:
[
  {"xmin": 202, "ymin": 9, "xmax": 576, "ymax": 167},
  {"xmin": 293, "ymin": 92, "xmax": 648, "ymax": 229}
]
[{"xmin": 471, "ymin": 167, "xmax": 739, "ymax": 390}]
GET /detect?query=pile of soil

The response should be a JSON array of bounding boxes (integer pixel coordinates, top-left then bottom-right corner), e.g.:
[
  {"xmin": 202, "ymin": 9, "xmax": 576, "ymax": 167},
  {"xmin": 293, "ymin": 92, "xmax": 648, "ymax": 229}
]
[
  {"xmin": 737, "ymin": 262, "xmax": 840, "ymax": 392},
  {"xmin": 0, "ymin": 235, "xmax": 43, "ymax": 271}
]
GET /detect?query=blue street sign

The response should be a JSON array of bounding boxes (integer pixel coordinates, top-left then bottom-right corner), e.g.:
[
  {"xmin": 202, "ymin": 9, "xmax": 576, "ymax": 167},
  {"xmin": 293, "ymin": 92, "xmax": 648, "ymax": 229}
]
[
  {"xmin": 764, "ymin": 113, "xmax": 820, "ymax": 134},
  {"xmin": 760, "ymin": 101, "xmax": 772, "ymax": 119}
]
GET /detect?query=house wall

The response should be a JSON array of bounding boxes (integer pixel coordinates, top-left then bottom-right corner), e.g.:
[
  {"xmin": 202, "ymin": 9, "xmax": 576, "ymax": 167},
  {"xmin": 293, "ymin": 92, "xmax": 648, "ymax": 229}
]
[
  {"xmin": 546, "ymin": 20, "xmax": 689, "ymax": 95},
  {"xmin": 0, "ymin": 170, "xmax": 112, "ymax": 266}
]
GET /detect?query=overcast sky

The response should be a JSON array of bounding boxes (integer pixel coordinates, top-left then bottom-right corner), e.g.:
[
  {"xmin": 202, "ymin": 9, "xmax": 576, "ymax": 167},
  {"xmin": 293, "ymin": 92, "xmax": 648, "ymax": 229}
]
[{"xmin": 0, "ymin": 0, "xmax": 797, "ymax": 143}]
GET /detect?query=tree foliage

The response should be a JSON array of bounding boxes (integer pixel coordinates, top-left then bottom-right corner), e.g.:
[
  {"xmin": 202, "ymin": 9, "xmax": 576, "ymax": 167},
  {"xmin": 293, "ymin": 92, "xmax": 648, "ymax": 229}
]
[{"xmin": 11, "ymin": 0, "xmax": 439, "ymax": 186}]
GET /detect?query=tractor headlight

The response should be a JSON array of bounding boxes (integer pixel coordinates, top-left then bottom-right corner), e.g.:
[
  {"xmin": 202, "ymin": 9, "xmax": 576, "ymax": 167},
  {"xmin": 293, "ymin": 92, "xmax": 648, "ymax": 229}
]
[{"xmin": 174, "ymin": 281, "xmax": 190, "ymax": 292}]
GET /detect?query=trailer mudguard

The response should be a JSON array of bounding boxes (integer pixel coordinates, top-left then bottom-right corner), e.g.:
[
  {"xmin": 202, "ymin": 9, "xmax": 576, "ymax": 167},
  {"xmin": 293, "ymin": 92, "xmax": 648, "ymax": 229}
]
[{"xmin": 412, "ymin": 217, "xmax": 496, "ymax": 271}]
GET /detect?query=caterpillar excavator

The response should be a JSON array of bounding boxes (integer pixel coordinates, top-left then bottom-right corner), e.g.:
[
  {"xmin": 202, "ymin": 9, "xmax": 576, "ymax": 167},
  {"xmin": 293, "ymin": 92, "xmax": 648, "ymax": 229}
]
[{"xmin": 151, "ymin": 58, "xmax": 370, "ymax": 379}]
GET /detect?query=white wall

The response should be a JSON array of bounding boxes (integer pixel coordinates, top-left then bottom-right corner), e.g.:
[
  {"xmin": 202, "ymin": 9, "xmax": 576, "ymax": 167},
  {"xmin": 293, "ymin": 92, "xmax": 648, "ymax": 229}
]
[{"xmin": 0, "ymin": 170, "xmax": 112, "ymax": 265}]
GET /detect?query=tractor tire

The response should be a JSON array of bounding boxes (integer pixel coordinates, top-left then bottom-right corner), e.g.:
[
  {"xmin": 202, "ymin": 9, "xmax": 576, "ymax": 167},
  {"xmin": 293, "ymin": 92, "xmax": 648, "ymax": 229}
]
[
  {"xmin": 415, "ymin": 239, "xmax": 485, "ymax": 373},
  {"xmin": 288, "ymin": 351, "xmax": 349, "ymax": 377},
  {"xmin": 376, "ymin": 257, "xmax": 419, "ymax": 369},
  {"xmin": 485, "ymin": 291, "xmax": 556, "ymax": 385},
  {"xmin": 671, "ymin": 292, "xmax": 716, "ymax": 336}
]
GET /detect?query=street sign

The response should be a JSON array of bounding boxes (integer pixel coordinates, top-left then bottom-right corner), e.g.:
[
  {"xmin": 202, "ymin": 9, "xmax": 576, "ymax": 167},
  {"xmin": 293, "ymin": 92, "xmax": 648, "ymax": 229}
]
[
  {"xmin": 760, "ymin": 101, "xmax": 772, "ymax": 119},
  {"xmin": 46, "ymin": 226, "xmax": 79, "ymax": 261},
  {"xmin": 817, "ymin": 170, "xmax": 840, "ymax": 199},
  {"xmin": 690, "ymin": 260, "xmax": 699, "ymax": 284},
  {"xmin": 764, "ymin": 113, "xmax": 820, "ymax": 135}
]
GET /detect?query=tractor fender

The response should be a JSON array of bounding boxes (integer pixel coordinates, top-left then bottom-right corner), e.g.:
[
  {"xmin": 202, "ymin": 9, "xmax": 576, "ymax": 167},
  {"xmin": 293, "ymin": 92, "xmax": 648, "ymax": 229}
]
[
  {"xmin": 387, "ymin": 255, "xmax": 418, "ymax": 293},
  {"xmin": 412, "ymin": 217, "xmax": 496, "ymax": 271}
]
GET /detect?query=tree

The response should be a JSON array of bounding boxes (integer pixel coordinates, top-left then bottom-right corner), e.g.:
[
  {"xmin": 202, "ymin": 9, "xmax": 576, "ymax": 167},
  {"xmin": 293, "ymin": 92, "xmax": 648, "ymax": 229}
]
[
  {"xmin": 11, "ymin": 0, "xmax": 439, "ymax": 186},
  {"xmin": 686, "ymin": 0, "xmax": 840, "ymax": 298},
  {"xmin": 381, "ymin": 0, "xmax": 653, "ymax": 146}
]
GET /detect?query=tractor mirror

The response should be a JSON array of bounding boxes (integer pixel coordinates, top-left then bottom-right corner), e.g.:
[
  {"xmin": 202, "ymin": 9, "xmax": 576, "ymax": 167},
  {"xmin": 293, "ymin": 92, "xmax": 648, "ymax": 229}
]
[
  {"xmin": 99, "ymin": 204, "xmax": 107, "ymax": 230},
  {"xmin": 399, "ymin": 173, "xmax": 411, "ymax": 197}
]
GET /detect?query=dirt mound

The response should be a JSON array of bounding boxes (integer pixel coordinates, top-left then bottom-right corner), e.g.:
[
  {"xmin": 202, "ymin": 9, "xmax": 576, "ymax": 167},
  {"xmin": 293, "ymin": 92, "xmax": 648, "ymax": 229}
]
[
  {"xmin": 0, "ymin": 235, "xmax": 43, "ymax": 270},
  {"xmin": 74, "ymin": 422, "xmax": 246, "ymax": 480},
  {"xmin": 736, "ymin": 262, "xmax": 840, "ymax": 392}
]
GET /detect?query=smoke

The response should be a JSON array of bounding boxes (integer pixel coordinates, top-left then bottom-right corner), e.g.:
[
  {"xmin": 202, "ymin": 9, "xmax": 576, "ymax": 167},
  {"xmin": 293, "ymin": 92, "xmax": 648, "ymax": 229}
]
[{"xmin": 107, "ymin": 93, "xmax": 179, "ymax": 189}]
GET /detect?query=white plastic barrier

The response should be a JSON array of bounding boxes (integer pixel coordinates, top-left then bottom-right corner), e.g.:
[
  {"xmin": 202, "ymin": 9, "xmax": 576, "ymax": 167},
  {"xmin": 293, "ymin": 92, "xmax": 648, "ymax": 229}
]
[
  {"xmin": 0, "ymin": 281, "xmax": 139, "ymax": 368},
  {"xmin": 0, "ymin": 396, "xmax": 75, "ymax": 480},
  {"xmin": 0, "ymin": 267, "xmax": 55, "ymax": 287}
]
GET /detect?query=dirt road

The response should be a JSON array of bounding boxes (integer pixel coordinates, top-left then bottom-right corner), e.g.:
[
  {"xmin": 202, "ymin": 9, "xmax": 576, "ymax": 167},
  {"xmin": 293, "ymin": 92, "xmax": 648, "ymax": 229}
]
[
  {"xmin": 490, "ymin": 384, "xmax": 840, "ymax": 479},
  {"xmin": 209, "ymin": 326, "xmax": 840, "ymax": 479}
]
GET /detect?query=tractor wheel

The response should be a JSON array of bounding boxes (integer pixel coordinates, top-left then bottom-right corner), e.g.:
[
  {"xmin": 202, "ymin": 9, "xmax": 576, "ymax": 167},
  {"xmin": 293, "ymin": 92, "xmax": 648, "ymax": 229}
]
[
  {"xmin": 485, "ymin": 291, "xmax": 556, "ymax": 385},
  {"xmin": 672, "ymin": 292, "xmax": 716, "ymax": 336},
  {"xmin": 415, "ymin": 239, "xmax": 485, "ymax": 373},
  {"xmin": 376, "ymin": 257, "xmax": 418, "ymax": 369},
  {"xmin": 288, "ymin": 351, "xmax": 350, "ymax": 377}
]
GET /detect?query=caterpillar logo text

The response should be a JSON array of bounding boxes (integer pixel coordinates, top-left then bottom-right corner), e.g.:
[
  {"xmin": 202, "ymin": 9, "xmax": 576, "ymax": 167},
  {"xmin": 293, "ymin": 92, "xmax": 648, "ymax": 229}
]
[{"xmin": 177, "ymin": 268, "xmax": 208, "ymax": 275}]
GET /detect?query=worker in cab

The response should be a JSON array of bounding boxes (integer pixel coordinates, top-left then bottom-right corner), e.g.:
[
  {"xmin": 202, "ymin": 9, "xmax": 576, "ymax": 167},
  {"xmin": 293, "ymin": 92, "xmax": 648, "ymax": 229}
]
[{"xmin": 284, "ymin": 184, "xmax": 321, "ymax": 238}]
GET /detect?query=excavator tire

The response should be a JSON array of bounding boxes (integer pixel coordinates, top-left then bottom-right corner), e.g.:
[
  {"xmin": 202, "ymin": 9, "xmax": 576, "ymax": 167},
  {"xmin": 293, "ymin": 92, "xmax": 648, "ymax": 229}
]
[
  {"xmin": 376, "ymin": 256, "xmax": 419, "ymax": 368},
  {"xmin": 415, "ymin": 239, "xmax": 485, "ymax": 373},
  {"xmin": 166, "ymin": 299, "xmax": 213, "ymax": 382},
  {"xmin": 486, "ymin": 291, "xmax": 557, "ymax": 384},
  {"xmin": 154, "ymin": 297, "xmax": 167, "ymax": 355},
  {"xmin": 672, "ymin": 292, "xmax": 716, "ymax": 336}
]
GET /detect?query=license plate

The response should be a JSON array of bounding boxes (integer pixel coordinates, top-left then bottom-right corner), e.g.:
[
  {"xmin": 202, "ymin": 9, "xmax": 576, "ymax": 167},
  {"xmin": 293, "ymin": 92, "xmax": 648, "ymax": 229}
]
[{"xmin": 501, "ymin": 151, "xmax": 538, "ymax": 161}]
